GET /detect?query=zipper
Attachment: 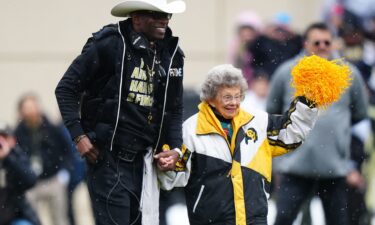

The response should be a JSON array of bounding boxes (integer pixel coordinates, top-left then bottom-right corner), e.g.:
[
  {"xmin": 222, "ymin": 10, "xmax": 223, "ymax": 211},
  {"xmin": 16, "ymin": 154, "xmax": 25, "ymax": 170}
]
[
  {"xmin": 110, "ymin": 22, "xmax": 126, "ymax": 151},
  {"xmin": 262, "ymin": 178, "xmax": 270, "ymax": 200},
  {"xmin": 192, "ymin": 185, "xmax": 205, "ymax": 213},
  {"xmin": 153, "ymin": 39, "xmax": 180, "ymax": 154}
]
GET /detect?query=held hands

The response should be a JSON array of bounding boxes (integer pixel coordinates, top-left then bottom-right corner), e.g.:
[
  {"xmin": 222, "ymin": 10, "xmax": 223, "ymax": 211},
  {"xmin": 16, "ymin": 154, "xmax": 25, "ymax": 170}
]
[
  {"xmin": 76, "ymin": 136, "xmax": 99, "ymax": 164},
  {"xmin": 154, "ymin": 148, "xmax": 180, "ymax": 171}
]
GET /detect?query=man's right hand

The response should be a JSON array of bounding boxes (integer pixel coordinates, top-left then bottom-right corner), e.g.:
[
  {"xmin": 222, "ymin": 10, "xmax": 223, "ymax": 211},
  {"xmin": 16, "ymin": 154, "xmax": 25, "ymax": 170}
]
[
  {"xmin": 346, "ymin": 170, "xmax": 366, "ymax": 191},
  {"xmin": 76, "ymin": 136, "xmax": 99, "ymax": 164}
]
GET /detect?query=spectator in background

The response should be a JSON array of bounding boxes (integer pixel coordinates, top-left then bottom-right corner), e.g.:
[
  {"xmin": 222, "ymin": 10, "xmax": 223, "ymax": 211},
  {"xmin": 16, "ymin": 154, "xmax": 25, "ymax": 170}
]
[
  {"xmin": 241, "ymin": 73, "xmax": 269, "ymax": 112},
  {"xmin": 323, "ymin": 1, "xmax": 375, "ymax": 87},
  {"xmin": 348, "ymin": 123, "xmax": 371, "ymax": 225},
  {"xmin": 365, "ymin": 16, "xmax": 375, "ymax": 41},
  {"xmin": 267, "ymin": 22, "xmax": 368, "ymax": 225},
  {"xmin": 327, "ymin": 12, "xmax": 374, "ymax": 223},
  {"xmin": 334, "ymin": 13, "xmax": 375, "ymax": 224},
  {"xmin": 322, "ymin": 0, "xmax": 375, "ymax": 42},
  {"xmin": 340, "ymin": 0, "xmax": 375, "ymax": 33},
  {"xmin": 250, "ymin": 12, "xmax": 302, "ymax": 79},
  {"xmin": 339, "ymin": 17, "xmax": 375, "ymax": 84},
  {"xmin": 364, "ymin": 71, "xmax": 375, "ymax": 220},
  {"xmin": 0, "ymin": 122, "xmax": 40, "ymax": 225},
  {"xmin": 15, "ymin": 94, "xmax": 72, "ymax": 225},
  {"xmin": 324, "ymin": 2, "xmax": 345, "ymax": 37},
  {"xmin": 338, "ymin": 12, "xmax": 375, "ymax": 224},
  {"xmin": 227, "ymin": 11, "xmax": 263, "ymax": 85}
]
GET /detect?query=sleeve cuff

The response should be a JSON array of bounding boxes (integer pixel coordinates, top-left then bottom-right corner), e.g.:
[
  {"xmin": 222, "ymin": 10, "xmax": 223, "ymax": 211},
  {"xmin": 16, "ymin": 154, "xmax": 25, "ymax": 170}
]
[
  {"xmin": 66, "ymin": 122, "xmax": 85, "ymax": 141},
  {"xmin": 172, "ymin": 148, "xmax": 183, "ymax": 159},
  {"xmin": 296, "ymin": 96, "xmax": 317, "ymax": 108}
]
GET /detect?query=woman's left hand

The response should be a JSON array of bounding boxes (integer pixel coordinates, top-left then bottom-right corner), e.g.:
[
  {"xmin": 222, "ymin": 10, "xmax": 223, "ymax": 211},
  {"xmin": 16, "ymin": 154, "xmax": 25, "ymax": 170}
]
[{"xmin": 154, "ymin": 150, "xmax": 179, "ymax": 171}]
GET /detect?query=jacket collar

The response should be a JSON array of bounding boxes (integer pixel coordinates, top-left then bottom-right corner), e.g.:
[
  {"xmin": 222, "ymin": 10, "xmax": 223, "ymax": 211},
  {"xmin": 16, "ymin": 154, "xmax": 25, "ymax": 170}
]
[{"xmin": 196, "ymin": 101, "xmax": 254, "ymax": 137}]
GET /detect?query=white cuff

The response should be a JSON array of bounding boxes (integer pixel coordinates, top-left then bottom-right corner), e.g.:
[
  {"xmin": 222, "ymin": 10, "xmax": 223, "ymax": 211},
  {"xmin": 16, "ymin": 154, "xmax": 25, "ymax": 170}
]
[{"xmin": 172, "ymin": 148, "xmax": 183, "ymax": 159}]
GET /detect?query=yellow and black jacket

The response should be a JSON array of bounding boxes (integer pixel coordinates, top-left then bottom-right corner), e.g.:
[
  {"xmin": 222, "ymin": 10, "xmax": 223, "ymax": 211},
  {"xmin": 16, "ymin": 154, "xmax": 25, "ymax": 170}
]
[{"xmin": 159, "ymin": 96, "xmax": 318, "ymax": 225}]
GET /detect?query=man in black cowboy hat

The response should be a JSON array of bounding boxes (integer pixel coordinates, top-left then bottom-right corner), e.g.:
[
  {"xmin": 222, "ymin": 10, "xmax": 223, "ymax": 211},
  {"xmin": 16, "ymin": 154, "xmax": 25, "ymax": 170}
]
[{"xmin": 55, "ymin": 0, "xmax": 186, "ymax": 224}]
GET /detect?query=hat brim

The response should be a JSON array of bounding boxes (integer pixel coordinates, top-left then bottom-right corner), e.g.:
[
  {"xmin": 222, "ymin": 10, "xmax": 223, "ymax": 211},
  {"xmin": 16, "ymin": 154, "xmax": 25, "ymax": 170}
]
[{"xmin": 111, "ymin": 0, "xmax": 186, "ymax": 17}]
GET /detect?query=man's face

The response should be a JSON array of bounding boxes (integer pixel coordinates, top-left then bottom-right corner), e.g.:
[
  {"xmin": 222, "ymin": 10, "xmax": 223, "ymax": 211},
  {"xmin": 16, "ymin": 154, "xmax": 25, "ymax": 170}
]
[
  {"xmin": 133, "ymin": 11, "xmax": 172, "ymax": 40},
  {"xmin": 304, "ymin": 29, "xmax": 333, "ymax": 59},
  {"xmin": 19, "ymin": 97, "xmax": 42, "ymax": 127}
]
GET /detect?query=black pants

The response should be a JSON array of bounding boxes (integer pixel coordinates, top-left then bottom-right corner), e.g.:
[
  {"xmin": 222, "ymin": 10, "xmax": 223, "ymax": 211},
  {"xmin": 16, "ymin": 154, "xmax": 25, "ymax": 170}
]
[
  {"xmin": 86, "ymin": 147, "xmax": 144, "ymax": 225},
  {"xmin": 347, "ymin": 185, "xmax": 369, "ymax": 225},
  {"xmin": 274, "ymin": 174, "xmax": 348, "ymax": 225}
]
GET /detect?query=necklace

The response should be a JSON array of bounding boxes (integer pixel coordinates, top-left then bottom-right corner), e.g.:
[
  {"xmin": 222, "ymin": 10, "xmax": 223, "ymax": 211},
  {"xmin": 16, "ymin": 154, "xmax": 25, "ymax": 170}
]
[{"xmin": 146, "ymin": 48, "xmax": 157, "ymax": 124}]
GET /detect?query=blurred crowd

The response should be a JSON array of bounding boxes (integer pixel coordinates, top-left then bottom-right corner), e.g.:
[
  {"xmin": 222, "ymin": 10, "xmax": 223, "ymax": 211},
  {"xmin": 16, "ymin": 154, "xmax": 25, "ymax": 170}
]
[
  {"xmin": 1, "ymin": 0, "xmax": 375, "ymax": 225},
  {"xmin": 0, "ymin": 93, "xmax": 88, "ymax": 225}
]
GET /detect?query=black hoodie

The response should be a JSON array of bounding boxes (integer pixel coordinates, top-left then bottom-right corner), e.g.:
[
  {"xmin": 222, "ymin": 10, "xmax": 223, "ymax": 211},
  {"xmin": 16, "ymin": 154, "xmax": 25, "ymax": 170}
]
[{"xmin": 55, "ymin": 18, "xmax": 184, "ymax": 151}]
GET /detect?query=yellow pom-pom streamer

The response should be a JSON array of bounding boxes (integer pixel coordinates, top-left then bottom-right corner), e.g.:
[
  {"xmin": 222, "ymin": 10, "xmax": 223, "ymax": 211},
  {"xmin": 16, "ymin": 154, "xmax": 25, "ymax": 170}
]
[{"xmin": 291, "ymin": 55, "xmax": 352, "ymax": 108}]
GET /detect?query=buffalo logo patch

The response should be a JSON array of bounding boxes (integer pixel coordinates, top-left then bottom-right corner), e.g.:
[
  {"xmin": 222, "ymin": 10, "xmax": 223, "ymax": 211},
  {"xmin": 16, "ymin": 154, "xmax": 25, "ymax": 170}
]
[
  {"xmin": 245, "ymin": 128, "xmax": 258, "ymax": 144},
  {"xmin": 175, "ymin": 145, "xmax": 191, "ymax": 172}
]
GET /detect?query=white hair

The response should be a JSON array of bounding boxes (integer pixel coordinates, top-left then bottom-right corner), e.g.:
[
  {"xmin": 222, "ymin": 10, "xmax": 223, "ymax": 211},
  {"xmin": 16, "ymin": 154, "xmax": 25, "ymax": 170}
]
[{"xmin": 200, "ymin": 64, "xmax": 248, "ymax": 101}]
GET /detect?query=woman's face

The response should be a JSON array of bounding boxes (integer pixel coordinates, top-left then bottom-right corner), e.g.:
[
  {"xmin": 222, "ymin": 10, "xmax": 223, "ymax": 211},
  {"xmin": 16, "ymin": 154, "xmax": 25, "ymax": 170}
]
[{"xmin": 208, "ymin": 86, "xmax": 242, "ymax": 119}]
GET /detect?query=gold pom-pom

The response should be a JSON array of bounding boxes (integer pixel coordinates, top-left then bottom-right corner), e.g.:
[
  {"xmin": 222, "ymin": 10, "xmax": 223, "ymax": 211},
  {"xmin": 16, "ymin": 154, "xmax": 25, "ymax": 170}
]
[{"xmin": 291, "ymin": 55, "xmax": 352, "ymax": 107}]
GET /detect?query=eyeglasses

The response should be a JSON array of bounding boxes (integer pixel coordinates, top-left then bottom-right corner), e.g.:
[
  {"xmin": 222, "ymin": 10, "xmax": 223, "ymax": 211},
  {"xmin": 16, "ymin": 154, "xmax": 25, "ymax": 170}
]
[
  {"xmin": 312, "ymin": 40, "xmax": 331, "ymax": 47},
  {"xmin": 137, "ymin": 10, "xmax": 172, "ymax": 20},
  {"xmin": 220, "ymin": 94, "xmax": 244, "ymax": 104}
]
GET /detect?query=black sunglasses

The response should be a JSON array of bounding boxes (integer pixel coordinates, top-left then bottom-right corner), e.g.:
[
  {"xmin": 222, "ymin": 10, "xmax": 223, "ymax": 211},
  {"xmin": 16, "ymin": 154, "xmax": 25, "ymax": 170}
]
[
  {"xmin": 137, "ymin": 10, "xmax": 172, "ymax": 20},
  {"xmin": 313, "ymin": 40, "xmax": 331, "ymax": 47}
]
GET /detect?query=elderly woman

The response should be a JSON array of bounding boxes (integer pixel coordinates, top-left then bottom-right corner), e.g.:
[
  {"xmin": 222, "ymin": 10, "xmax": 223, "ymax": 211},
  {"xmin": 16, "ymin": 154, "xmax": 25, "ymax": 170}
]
[{"xmin": 158, "ymin": 64, "xmax": 318, "ymax": 225}]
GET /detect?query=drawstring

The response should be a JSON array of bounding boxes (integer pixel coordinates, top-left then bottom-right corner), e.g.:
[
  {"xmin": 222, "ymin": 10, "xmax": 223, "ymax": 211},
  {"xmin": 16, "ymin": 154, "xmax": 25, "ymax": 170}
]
[{"xmin": 106, "ymin": 158, "xmax": 141, "ymax": 225}]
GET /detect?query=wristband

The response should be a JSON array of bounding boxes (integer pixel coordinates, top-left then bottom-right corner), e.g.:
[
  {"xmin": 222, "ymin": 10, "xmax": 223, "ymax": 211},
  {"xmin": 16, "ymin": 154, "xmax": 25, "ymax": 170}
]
[{"xmin": 74, "ymin": 134, "xmax": 87, "ymax": 144}]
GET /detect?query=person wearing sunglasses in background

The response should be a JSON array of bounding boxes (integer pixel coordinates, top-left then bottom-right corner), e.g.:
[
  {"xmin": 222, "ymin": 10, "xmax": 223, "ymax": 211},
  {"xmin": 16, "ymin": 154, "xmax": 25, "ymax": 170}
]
[
  {"xmin": 267, "ymin": 22, "xmax": 368, "ymax": 225},
  {"xmin": 55, "ymin": 0, "xmax": 186, "ymax": 224}
]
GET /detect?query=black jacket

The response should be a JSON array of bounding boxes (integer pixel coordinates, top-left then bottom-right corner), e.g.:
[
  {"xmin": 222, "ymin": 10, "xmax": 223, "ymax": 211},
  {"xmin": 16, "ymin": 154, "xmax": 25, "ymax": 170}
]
[
  {"xmin": 0, "ymin": 147, "xmax": 40, "ymax": 225},
  {"xmin": 55, "ymin": 19, "xmax": 184, "ymax": 151},
  {"xmin": 250, "ymin": 34, "xmax": 302, "ymax": 78},
  {"xmin": 15, "ymin": 117, "xmax": 72, "ymax": 179}
]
